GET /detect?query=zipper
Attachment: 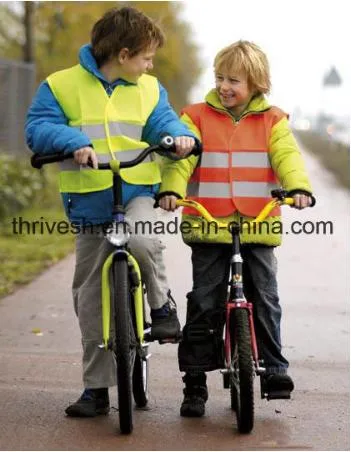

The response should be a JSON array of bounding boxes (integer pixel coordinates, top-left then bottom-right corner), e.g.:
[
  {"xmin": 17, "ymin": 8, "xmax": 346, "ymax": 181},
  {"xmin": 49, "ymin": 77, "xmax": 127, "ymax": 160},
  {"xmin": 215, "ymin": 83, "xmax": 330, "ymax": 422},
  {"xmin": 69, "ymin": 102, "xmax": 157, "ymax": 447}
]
[
  {"xmin": 67, "ymin": 196, "xmax": 72, "ymax": 215},
  {"xmin": 106, "ymin": 84, "xmax": 113, "ymax": 96}
]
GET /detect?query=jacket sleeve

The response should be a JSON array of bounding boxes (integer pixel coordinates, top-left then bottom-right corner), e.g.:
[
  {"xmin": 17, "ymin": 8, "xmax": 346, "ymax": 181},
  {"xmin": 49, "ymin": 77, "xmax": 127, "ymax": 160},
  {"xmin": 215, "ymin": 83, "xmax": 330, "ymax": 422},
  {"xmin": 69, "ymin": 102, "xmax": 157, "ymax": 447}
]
[
  {"xmin": 269, "ymin": 117, "xmax": 313, "ymax": 193},
  {"xmin": 159, "ymin": 112, "xmax": 201, "ymax": 198},
  {"xmin": 25, "ymin": 81, "xmax": 92, "ymax": 155},
  {"xmin": 142, "ymin": 82, "xmax": 197, "ymax": 144}
]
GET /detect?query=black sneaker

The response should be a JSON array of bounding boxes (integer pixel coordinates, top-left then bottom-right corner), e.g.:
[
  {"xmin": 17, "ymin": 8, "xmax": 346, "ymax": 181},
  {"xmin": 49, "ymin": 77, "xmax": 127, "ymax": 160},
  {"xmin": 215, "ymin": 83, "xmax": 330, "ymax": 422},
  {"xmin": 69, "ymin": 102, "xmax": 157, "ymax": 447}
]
[
  {"xmin": 180, "ymin": 373, "xmax": 208, "ymax": 417},
  {"xmin": 261, "ymin": 373, "xmax": 294, "ymax": 400},
  {"xmin": 150, "ymin": 291, "xmax": 181, "ymax": 340},
  {"xmin": 65, "ymin": 388, "xmax": 110, "ymax": 417}
]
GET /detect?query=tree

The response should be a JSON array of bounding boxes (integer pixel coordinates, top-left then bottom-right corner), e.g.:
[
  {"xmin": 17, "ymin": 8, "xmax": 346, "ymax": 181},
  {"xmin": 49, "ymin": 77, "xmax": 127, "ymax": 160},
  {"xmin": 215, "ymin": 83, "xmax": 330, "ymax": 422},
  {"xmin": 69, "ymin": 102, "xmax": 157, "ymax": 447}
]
[{"xmin": 0, "ymin": 1, "xmax": 201, "ymax": 110}]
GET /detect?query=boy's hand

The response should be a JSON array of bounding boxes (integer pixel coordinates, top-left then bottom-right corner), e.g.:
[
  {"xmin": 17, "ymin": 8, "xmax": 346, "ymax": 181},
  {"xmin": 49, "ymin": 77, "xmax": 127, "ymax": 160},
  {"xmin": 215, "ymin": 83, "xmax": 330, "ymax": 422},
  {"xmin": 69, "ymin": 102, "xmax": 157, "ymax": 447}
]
[
  {"xmin": 174, "ymin": 136, "xmax": 195, "ymax": 158},
  {"xmin": 73, "ymin": 146, "xmax": 98, "ymax": 169},
  {"xmin": 158, "ymin": 195, "xmax": 179, "ymax": 212},
  {"xmin": 291, "ymin": 193, "xmax": 313, "ymax": 210}
]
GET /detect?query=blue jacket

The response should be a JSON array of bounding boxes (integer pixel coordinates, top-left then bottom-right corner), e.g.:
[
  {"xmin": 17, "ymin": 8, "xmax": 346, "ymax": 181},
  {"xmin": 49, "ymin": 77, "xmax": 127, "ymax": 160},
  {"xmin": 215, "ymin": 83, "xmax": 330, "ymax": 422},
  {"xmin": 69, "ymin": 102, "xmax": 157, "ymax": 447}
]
[{"xmin": 25, "ymin": 44, "xmax": 196, "ymax": 224}]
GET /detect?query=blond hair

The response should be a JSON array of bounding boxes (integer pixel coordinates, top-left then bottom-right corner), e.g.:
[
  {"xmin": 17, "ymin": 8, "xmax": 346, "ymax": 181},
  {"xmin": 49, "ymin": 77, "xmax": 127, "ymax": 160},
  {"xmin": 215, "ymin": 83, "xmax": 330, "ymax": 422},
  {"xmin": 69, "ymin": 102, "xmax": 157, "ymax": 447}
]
[{"xmin": 214, "ymin": 40, "xmax": 271, "ymax": 94}]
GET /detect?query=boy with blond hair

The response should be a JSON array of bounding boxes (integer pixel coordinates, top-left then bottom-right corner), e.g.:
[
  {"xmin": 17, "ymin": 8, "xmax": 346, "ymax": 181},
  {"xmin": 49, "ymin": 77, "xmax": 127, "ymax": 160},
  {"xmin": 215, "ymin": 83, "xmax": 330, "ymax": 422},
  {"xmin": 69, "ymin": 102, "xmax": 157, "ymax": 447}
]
[
  {"xmin": 158, "ymin": 40, "xmax": 313, "ymax": 417},
  {"xmin": 26, "ymin": 6, "xmax": 196, "ymax": 417}
]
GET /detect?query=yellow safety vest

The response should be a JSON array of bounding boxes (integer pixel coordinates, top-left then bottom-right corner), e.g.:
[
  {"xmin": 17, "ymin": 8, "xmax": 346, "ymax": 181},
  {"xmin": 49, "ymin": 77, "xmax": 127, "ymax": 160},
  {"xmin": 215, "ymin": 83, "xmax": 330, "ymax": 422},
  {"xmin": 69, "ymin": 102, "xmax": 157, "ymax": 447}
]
[{"xmin": 47, "ymin": 65, "xmax": 160, "ymax": 193}]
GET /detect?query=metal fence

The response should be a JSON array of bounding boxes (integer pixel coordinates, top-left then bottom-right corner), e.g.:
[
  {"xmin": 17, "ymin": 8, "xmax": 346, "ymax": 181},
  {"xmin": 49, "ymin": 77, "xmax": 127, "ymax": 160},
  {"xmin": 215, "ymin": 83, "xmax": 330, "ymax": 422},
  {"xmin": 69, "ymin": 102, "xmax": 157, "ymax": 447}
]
[{"xmin": 0, "ymin": 58, "xmax": 36, "ymax": 155}]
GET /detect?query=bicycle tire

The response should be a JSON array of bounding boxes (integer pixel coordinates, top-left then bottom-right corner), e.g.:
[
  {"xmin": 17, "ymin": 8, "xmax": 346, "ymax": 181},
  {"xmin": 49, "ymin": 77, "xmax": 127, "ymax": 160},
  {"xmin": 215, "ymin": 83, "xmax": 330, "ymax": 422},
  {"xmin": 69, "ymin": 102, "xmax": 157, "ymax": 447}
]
[
  {"xmin": 113, "ymin": 258, "xmax": 136, "ymax": 434},
  {"xmin": 229, "ymin": 308, "xmax": 254, "ymax": 434},
  {"xmin": 132, "ymin": 344, "xmax": 149, "ymax": 407}
]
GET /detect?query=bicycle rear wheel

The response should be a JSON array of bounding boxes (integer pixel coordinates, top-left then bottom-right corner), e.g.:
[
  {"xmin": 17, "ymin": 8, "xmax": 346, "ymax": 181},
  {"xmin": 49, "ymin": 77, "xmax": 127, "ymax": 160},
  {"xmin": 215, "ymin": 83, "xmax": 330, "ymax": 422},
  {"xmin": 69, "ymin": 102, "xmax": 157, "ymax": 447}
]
[
  {"xmin": 113, "ymin": 257, "xmax": 136, "ymax": 434},
  {"xmin": 229, "ymin": 308, "xmax": 254, "ymax": 434}
]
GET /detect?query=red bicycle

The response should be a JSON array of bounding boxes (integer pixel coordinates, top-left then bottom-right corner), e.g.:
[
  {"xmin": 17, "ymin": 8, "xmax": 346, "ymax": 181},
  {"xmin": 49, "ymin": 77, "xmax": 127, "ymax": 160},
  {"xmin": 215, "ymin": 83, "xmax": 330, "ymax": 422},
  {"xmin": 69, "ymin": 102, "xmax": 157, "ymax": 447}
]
[{"xmin": 176, "ymin": 189, "xmax": 314, "ymax": 433}]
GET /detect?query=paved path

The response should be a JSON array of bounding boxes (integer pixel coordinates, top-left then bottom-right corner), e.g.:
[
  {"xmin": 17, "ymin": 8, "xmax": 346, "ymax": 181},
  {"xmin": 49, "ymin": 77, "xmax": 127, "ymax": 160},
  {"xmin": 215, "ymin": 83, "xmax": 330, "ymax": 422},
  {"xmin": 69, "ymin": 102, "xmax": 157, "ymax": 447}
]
[{"xmin": 0, "ymin": 147, "xmax": 349, "ymax": 450}]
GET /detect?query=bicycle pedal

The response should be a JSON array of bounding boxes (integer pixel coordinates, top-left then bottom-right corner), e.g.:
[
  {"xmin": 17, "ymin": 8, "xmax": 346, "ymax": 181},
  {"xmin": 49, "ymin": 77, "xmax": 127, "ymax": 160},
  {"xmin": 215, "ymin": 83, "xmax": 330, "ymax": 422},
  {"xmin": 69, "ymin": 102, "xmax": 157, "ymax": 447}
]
[
  {"xmin": 256, "ymin": 366, "xmax": 266, "ymax": 375},
  {"xmin": 264, "ymin": 390, "xmax": 291, "ymax": 400},
  {"xmin": 143, "ymin": 332, "xmax": 154, "ymax": 342},
  {"xmin": 158, "ymin": 335, "xmax": 182, "ymax": 345}
]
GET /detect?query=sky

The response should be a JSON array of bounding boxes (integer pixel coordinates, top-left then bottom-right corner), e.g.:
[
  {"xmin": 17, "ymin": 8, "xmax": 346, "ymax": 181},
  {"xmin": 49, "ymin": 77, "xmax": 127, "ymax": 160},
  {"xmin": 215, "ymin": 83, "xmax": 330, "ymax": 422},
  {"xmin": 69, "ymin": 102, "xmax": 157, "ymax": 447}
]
[{"xmin": 180, "ymin": 0, "xmax": 350, "ymax": 118}]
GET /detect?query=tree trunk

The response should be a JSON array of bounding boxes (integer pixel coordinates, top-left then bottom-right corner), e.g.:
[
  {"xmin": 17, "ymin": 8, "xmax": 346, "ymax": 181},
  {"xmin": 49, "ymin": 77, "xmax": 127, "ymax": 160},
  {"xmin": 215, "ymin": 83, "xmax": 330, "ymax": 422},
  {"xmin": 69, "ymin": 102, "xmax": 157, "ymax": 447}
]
[{"xmin": 23, "ymin": 1, "xmax": 35, "ymax": 63}]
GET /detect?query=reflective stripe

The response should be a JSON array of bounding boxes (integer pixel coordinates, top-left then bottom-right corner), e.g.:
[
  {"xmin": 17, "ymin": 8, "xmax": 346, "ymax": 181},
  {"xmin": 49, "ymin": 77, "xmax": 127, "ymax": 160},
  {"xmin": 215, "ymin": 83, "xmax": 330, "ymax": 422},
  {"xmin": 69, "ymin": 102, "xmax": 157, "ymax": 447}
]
[
  {"xmin": 109, "ymin": 122, "xmax": 142, "ymax": 140},
  {"xmin": 60, "ymin": 160, "xmax": 90, "ymax": 171},
  {"xmin": 74, "ymin": 122, "xmax": 142, "ymax": 140},
  {"xmin": 201, "ymin": 152, "xmax": 228, "ymax": 168},
  {"xmin": 201, "ymin": 151, "xmax": 271, "ymax": 168},
  {"xmin": 232, "ymin": 152, "xmax": 270, "ymax": 168},
  {"xmin": 188, "ymin": 181, "xmax": 279, "ymax": 198},
  {"xmin": 188, "ymin": 182, "xmax": 231, "ymax": 198},
  {"xmin": 79, "ymin": 124, "xmax": 105, "ymax": 140},
  {"xmin": 59, "ymin": 149, "xmax": 151, "ymax": 171}
]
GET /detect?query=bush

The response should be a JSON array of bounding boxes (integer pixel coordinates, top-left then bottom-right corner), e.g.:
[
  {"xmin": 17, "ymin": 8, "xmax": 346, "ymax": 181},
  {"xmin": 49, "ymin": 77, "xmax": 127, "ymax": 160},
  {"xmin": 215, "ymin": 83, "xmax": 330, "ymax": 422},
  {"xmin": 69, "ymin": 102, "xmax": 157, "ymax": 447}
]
[
  {"xmin": 0, "ymin": 155, "xmax": 72, "ymax": 298},
  {"xmin": 0, "ymin": 154, "xmax": 46, "ymax": 220}
]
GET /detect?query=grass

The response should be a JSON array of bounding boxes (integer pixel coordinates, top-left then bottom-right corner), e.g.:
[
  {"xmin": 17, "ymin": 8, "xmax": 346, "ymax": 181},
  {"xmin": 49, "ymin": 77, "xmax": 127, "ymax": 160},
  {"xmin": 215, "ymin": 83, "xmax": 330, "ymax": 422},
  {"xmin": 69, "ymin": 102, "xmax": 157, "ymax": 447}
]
[
  {"xmin": 294, "ymin": 131, "xmax": 349, "ymax": 189},
  {"xmin": 0, "ymin": 166, "xmax": 75, "ymax": 298}
]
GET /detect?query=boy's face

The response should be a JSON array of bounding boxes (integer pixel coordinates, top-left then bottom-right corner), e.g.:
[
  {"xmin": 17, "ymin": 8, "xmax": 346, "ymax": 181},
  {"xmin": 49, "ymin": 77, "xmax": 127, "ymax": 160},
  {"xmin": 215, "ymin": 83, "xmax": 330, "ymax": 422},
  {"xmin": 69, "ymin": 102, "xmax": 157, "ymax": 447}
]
[
  {"xmin": 215, "ymin": 71, "xmax": 254, "ymax": 111},
  {"xmin": 118, "ymin": 45, "xmax": 157, "ymax": 81}
]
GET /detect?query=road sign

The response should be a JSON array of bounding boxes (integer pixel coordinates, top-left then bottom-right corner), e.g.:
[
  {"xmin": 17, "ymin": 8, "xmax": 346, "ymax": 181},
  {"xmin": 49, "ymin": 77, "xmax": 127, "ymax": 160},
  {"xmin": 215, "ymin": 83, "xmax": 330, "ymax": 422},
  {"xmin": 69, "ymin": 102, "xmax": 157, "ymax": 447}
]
[{"xmin": 323, "ymin": 67, "xmax": 342, "ymax": 86}]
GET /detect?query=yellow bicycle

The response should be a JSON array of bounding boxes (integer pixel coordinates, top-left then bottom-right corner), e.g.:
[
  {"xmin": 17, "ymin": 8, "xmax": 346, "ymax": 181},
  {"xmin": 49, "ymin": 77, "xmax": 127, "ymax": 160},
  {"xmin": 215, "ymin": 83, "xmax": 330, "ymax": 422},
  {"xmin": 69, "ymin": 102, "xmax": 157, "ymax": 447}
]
[{"xmin": 31, "ymin": 136, "xmax": 199, "ymax": 434}]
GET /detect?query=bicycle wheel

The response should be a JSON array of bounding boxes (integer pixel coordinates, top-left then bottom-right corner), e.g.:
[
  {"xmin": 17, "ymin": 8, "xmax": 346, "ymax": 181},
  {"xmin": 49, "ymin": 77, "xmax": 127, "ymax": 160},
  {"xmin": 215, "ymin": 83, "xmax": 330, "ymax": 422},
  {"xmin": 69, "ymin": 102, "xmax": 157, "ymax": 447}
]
[
  {"xmin": 229, "ymin": 308, "xmax": 254, "ymax": 434},
  {"xmin": 112, "ymin": 257, "xmax": 136, "ymax": 434},
  {"xmin": 132, "ymin": 344, "xmax": 149, "ymax": 407}
]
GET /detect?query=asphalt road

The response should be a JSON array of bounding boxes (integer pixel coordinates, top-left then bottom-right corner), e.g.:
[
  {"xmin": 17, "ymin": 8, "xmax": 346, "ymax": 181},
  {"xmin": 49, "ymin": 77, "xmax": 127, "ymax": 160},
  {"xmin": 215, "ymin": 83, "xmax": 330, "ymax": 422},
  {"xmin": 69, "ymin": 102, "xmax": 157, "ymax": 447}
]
[{"xmin": 0, "ymin": 147, "xmax": 349, "ymax": 451}]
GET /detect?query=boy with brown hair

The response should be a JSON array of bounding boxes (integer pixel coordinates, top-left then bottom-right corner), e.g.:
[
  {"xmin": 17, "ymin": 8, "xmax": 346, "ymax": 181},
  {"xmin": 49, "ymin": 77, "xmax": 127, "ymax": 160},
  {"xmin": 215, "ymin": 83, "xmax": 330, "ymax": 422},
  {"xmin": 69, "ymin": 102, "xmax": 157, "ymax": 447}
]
[
  {"xmin": 26, "ymin": 6, "xmax": 196, "ymax": 417},
  {"xmin": 158, "ymin": 40, "xmax": 313, "ymax": 417}
]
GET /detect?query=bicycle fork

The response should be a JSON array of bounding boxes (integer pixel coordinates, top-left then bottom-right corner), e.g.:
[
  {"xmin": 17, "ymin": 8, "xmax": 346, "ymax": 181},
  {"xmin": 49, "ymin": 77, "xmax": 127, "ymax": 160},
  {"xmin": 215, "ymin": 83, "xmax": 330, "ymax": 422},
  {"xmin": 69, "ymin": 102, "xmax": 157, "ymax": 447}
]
[
  {"xmin": 221, "ymin": 223, "xmax": 266, "ymax": 385},
  {"xmin": 223, "ymin": 301, "xmax": 265, "ymax": 376},
  {"xmin": 99, "ymin": 249, "xmax": 150, "ymax": 362}
]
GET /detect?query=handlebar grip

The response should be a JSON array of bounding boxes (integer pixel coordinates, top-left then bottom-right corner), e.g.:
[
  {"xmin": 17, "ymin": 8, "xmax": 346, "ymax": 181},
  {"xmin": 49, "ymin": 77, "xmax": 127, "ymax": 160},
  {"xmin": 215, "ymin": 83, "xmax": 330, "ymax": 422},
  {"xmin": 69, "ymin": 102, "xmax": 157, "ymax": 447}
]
[
  {"xmin": 31, "ymin": 152, "xmax": 71, "ymax": 169},
  {"xmin": 159, "ymin": 134, "xmax": 202, "ymax": 157},
  {"xmin": 159, "ymin": 135, "xmax": 175, "ymax": 149}
]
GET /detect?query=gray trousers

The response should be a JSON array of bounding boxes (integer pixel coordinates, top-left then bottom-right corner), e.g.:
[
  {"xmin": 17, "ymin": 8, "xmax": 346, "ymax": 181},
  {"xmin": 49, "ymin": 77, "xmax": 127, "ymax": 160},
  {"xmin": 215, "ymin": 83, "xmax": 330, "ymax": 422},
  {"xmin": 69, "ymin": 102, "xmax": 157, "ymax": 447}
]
[{"xmin": 72, "ymin": 197, "xmax": 170, "ymax": 388}]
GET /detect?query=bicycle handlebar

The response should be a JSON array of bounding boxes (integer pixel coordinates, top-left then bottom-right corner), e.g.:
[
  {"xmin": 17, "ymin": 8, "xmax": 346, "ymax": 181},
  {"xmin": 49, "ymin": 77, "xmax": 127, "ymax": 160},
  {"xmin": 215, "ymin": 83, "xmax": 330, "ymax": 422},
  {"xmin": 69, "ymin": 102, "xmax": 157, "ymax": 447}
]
[
  {"xmin": 30, "ymin": 135, "xmax": 202, "ymax": 170},
  {"xmin": 175, "ymin": 189, "xmax": 314, "ymax": 230}
]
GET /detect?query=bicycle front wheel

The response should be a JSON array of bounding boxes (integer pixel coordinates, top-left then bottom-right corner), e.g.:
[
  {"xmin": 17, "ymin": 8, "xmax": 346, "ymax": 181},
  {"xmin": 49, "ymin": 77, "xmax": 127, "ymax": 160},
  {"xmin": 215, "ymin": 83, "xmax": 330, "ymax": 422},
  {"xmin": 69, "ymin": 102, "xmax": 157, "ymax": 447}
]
[
  {"xmin": 230, "ymin": 308, "xmax": 254, "ymax": 434},
  {"xmin": 132, "ymin": 344, "xmax": 149, "ymax": 408},
  {"xmin": 112, "ymin": 257, "xmax": 136, "ymax": 434}
]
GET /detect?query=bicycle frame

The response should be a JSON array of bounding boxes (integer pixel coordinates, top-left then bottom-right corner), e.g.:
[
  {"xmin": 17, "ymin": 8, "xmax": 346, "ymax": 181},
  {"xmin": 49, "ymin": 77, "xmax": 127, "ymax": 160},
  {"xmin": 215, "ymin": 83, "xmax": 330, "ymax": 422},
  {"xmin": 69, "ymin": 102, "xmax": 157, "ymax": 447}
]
[
  {"xmin": 31, "ymin": 138, "xmax": 180, "ymax": 352},
  {"xmin": 176, "ymin": 192, "xmax": 316, "ymax": 433},
  {"xmin": 224, "ymin": 223, "xmax": 263, "ymax": 376},
  {"xmin": 100, "ymin": 166, "xmax": 145, "ymax": 351},
  {"xmin": 176, "ymin": 194, "xmax": 294, "ymax": 376},
  {"xmin": 30, "ymin": 135, "xmax": 188, "ymax": 434}
]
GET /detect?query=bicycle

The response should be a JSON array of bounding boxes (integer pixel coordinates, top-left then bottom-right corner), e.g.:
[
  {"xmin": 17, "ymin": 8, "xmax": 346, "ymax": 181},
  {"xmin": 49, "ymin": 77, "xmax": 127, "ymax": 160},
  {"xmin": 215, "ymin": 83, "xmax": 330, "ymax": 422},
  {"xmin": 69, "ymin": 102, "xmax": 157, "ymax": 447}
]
[
  {"xmin": 31, "ymin": 136, "xmax": 199, "ymax": 434},
  {"xmin": 175, "ymin": 190, "xmax": 315, "ymax": 434}
]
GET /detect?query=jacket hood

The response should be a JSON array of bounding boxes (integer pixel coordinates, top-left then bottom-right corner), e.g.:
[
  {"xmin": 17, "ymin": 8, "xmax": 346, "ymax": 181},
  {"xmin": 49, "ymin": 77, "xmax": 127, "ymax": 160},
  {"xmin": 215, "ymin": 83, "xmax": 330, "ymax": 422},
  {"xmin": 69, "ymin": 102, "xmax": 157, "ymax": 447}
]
[
  {"xmin": 79, "ymin": 44, "xmax": 141, "ymax": 86},
  {"xmin": 79, "ymin": 44, "xmax": 107, "ymax": 81},
  {"xmin": 205, "ymin": 89, "xmax": 271, "ymax": 117}
]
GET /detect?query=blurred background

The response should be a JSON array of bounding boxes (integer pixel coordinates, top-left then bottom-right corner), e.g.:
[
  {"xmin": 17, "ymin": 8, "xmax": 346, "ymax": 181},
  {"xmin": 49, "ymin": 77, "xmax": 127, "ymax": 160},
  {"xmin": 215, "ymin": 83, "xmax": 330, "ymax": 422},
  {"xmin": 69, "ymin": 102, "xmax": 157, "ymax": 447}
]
[
  {"xmin": 1, "ymin": 1, "xmax": 349, "ymax": 154},
  {"xmin": 0, "ymin": 1, "xmax": 349, "ymax": 297},
  {"xmin": 182, "ymin": 0, "xmax": 350, "ymax": 146}
]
